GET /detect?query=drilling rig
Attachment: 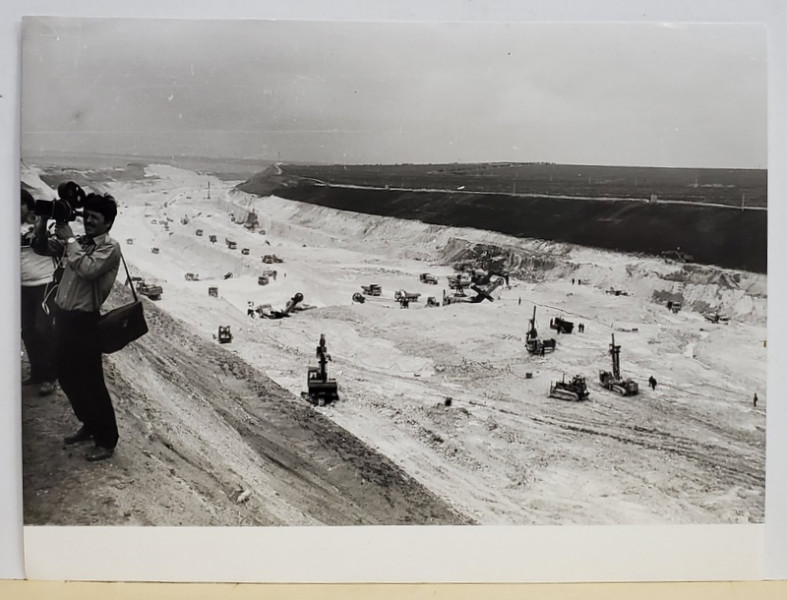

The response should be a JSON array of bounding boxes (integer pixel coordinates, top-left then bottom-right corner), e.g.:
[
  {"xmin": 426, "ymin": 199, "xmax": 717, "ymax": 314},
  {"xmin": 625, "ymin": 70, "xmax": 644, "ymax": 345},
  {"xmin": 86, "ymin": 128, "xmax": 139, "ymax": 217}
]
[
  {"xmin": 525, "ymin": 305, "xmax": 556, "ymax": 355},
  {"xmin": 598, "ymin": 334, "xmax": 639, "ymax": 396},
  {"xmin": 301, "ymin": 334, "xmax": 339, "ymax": 406}
]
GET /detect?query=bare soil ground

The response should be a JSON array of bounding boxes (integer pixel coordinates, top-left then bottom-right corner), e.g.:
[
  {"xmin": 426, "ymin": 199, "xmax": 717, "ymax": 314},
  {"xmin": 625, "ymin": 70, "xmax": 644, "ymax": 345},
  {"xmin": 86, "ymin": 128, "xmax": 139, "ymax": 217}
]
[
  {"xmin": 22, "ymin": 299, "xmax": 468, "ymax": 526},
  {"xmin": 21, "ymin": 162, "xmax": 766, "ymax": 526}
]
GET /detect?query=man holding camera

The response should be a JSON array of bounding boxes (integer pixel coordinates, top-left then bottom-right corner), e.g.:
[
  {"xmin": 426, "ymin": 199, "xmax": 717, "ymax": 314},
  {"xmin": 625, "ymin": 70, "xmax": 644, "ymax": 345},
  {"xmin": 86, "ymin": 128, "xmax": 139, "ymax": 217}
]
[
  {"xmin": 32, "ymin": 191, "xmax": 122, "ymax": 462},
  {"xmin": 21, "ymin": 189, "xmax": 57, "ymax": 396}
]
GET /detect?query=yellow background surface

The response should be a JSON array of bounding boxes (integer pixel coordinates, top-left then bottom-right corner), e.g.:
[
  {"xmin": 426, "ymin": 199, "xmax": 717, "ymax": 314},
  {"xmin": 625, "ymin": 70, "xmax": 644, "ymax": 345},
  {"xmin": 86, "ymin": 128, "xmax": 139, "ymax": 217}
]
[{"xmin": 2, "ymin": 581, "xmax": 787, "ymax": 599}]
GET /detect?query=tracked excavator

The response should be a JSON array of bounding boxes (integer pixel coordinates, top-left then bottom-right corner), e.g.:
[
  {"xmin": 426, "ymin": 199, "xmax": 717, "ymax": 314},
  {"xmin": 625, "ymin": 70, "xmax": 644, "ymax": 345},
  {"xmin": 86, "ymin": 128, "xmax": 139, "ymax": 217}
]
[
  {"xmin": 598, "ymin": 334, "xmax": 639, "ymax": 396},
  {"xmin": 301, "ymin": 334, "xmax": 339, "ymax": 406}
]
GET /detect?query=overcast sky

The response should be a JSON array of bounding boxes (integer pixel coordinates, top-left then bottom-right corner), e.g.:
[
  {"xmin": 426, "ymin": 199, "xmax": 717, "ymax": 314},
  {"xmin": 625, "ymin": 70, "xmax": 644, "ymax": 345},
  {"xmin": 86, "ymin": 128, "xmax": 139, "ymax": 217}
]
[{"xmin": 20, "ymin": 17, "xmax": 766, "ymax": 168}]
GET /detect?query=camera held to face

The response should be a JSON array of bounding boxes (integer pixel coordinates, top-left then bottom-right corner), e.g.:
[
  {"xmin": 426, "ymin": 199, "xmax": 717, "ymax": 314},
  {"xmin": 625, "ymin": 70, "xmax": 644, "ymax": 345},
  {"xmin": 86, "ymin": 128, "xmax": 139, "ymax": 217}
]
[{"xmin": 33, "ymin": 181, "xmax": 86, "ymax": 223}]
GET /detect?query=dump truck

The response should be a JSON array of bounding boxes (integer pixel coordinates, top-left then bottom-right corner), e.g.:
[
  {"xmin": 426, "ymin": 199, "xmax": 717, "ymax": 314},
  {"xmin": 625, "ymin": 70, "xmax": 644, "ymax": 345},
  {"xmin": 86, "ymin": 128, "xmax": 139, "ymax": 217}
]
[
  {"xmin": 361, "ymin": 284, "xmax": 382, "ymax": 296},
  {"xmin": 419, "ymin": 273, "xmax": 438, "ymax": 285},
  {"xmin": 550, "ymin": 316, "xmax": 574, "ymax": 334},
  {"xmin": 137, "ymin": 281, "xmax": 163, "ymax": 301}
]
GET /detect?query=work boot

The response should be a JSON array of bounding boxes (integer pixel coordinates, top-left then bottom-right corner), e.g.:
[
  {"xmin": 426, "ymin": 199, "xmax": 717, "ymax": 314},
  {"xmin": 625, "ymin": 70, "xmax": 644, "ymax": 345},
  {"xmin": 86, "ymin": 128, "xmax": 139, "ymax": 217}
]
[
  {"xmin": 38, "ymin": 381, "xmax": 56, "ymax": 396},
  {"xmin": 85, "ymin": 446, "xmax": 114, "ymax": 462},
  {"xmin": 63, "ymin": 425, "xmax": 93, "ymax": 445}
]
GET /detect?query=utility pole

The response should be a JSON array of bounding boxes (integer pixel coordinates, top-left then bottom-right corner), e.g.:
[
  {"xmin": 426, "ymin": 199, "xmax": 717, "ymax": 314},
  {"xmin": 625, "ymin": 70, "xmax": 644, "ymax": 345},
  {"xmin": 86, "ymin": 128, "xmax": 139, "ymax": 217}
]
[{"xmin": 741, "ymin": 192, "xmax": 746, "ymax": 211}]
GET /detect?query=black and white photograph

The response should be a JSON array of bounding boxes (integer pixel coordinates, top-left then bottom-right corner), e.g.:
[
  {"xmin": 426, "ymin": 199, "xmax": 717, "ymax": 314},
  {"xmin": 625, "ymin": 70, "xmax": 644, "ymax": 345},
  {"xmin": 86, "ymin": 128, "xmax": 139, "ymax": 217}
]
[{"xmin": 19, "ymin": 13, "xmax": 767, "ymax": 539}]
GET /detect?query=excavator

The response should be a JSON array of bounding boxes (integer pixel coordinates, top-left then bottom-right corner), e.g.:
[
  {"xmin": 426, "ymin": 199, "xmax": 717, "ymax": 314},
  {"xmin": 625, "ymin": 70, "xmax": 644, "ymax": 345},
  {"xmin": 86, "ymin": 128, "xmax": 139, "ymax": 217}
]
[
  {"xmin": 443, "ymin": 276, "xmax": 506, "ymax": 305},
  {"xmin": 256, "ymin": 292, "xmax": 314, "ymax": 319},
  {"xmin": 598, "ymin": 334, "xmax": 639, "ymax": 396},
  {"xmin": 301, "ymin": 334, "xmax": 339, "ymax": 406}
]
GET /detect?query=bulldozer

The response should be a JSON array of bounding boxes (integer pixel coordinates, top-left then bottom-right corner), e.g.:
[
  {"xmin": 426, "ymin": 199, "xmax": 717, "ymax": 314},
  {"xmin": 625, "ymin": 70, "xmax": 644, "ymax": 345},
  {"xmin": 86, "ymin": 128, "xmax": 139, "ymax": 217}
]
[
  {"xmin": 301, "ymin": 334, "xmax": 339, "ymax": 406},
  {"xmin": 598, "ymin": 334, "xmax": 639, "ymax": 396},
  {"xmin": 525, "ymin": 306, "xmax": 556, "ymax": 355},
  {"xmin": 548, "ymin": 374, "xmax": 590, "ymax": 401}
]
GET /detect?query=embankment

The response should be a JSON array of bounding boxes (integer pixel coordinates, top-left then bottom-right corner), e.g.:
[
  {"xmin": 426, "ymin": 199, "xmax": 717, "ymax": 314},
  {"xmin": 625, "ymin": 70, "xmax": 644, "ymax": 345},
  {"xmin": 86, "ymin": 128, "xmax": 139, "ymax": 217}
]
[{"xmin": 241, "ymin": 181, "xmax": 766, "ymax": 273}]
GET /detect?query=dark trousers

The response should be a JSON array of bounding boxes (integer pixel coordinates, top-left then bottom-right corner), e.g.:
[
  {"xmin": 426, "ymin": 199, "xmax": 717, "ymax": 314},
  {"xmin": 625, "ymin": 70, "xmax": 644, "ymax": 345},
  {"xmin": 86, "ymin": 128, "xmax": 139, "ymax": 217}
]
[
  {"xmin": 54, "ymin": 308, "xmax": 119, "ymax": 449},
  {"xmin": 21, "ymin": 284, "xmax": 56, "ymax": 382}
]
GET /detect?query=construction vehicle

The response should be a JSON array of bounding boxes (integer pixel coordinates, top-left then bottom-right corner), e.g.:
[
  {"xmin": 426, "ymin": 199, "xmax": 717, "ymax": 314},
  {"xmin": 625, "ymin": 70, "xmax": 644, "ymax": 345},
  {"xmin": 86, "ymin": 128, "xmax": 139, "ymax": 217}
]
[
  {"xmin": 208, "ymin": 287, "xmax": 218, "ymax": 297},
  {"xmin": 419, "ymin": 273, "xmax": 438, "ymax": 285},
  {"xmin": 196, "ymin": 229, "xmax": 203, "ymax": 236},
  {"xmin": 469, "ymin": 277, "xmax": 504, "ymax": 302},
  {"xmin": 126, "ymin": 238, "xmax": 134, "ymax": 245},
  {"xmin": 394, "ymin": 290, "xmax": 421, "ymax": 306},
  {"xmin": 257, "ymin": 275, "xmax": 269, "ymax": 286},
  {"xmin": 184, "ymin": 272, "xmax": 200, "ymax": 281},
  {"xmin": 550, "ymin": 316, "xmax": 574, "ymax": 334},
  {"xmin": 301, "ymin": 334, "xmax": 338, "ymax": 406},
  {"xmin": 218, "ymin": 326, "xmax": 232, "ymax": 344},
  {"xmin": 361, "ymin": 283, "xmax": 382, "ymax": 296},
  {"xmin": 151, "ymin": 247, "xmax": 159, "ymax": 254},
  {"xmin": 257, "ymin": 292, "xmax": 307, "ymax": 319},
  {"xmin": 598, "ymin": 334, "xmax": 639, "ymax": 396},
  {"xmin": 224, "ymin": 272, "xmax": 233, "ymax": 280},
  {"xmin": 262, "ymin": 269, "xmax": 278, "ymax": 281},
  {"xmin": 666, "ymin": 301, "xmax": 682, "ymax": 314},
  {"xmin": 137, "ymin": 281, "xmax": 163, "ymax": 301},
  {"xmin": 262, "ymin": 254, "xmax": 283, "ymax": 264},
  {"xmin": 525, "ymin": 306, "xmax": 556, "ymax": 355},
  {"xmin": 209, "ymin": 234, "xmax": 217, "ymax": 243},
  {"xmin": 548, "ymin": 374, "xmax": 590, "ymax": 401},
  {"xmin": 227, "ymin": 240, "xmax": 237, "ymax": 250},
  {"xmin": 426, "ymin": 296, "xmax": 440, "ymax": 307},
  {"xmin": 241, "ymin": 248, "xmax": 250, "ymax": 255},
  {"xmin": 704, "ymin": 311, "xmax": 730, "ymax": 324},
  {"xmin": 605, "ymin": 288, "xmax": 630, "ymax": 296},
  {"xmin": 352, "ymin": 292, "xmax": 366, "ymax": 304},
  {"xmin": 447, "ymin": 273, "xmax": 472, "ymax": 291}
]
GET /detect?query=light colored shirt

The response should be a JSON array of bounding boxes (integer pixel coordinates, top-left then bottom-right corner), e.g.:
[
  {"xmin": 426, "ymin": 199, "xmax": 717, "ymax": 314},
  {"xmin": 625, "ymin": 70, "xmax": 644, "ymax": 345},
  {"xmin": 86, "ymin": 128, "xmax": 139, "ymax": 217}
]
[
  {"xmin": 21, "ymin": 224, "xmax": 55, "ymax": 286},
  {"xmin": 33, "ymin": 231, "xmax": 121, "ymax": 312}
]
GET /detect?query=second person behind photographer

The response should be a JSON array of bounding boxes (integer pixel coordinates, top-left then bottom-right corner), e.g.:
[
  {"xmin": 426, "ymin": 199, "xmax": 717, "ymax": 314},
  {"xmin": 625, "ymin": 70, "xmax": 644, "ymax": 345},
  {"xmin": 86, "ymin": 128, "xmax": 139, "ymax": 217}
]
[{"xmin": 32, "ymin": 192, "xmax": 122, "ymax": 462}]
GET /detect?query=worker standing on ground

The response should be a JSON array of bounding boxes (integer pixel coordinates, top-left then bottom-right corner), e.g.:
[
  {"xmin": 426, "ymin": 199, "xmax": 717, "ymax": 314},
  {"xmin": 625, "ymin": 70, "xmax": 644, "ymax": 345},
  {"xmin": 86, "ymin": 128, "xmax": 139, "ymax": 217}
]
[
  {"xmin": 648, "ymin": 376, "xmax": 657, "ymax": 391},
  {"xmin": 753, "ymin": 393, "xmax": 758, "ymax": 407},
  {"xmin": 20, "ymin": 189, "xmax": 57, "ymax": 396}
]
